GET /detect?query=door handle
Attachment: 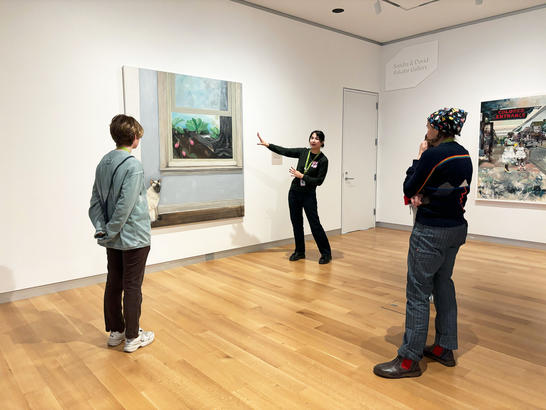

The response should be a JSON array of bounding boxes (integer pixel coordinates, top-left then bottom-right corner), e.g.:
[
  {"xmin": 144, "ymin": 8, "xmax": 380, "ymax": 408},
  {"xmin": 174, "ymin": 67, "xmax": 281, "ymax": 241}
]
[{"xmin": 344, "ymin": 177, "xmax": 355, "ymax": 180}]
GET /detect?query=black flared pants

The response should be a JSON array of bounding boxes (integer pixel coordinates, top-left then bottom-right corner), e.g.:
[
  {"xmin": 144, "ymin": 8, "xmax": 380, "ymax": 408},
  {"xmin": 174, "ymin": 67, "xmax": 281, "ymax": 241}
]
[{"xmin": 288, "ymin": 190, "xmax": 331, "ymax": 257}]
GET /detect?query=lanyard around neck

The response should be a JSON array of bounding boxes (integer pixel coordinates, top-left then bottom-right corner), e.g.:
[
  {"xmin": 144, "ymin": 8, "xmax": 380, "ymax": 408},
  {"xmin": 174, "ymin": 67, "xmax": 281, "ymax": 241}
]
[{"xmin": 303, "ymin": 150, "xmax": 320, "ymax": 174}]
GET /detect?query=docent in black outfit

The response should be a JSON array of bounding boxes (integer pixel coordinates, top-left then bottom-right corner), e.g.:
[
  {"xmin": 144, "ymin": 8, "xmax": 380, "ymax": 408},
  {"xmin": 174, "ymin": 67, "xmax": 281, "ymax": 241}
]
[{"xmin": 257, "ymin": 131, "xmax": 332, "ymax": 264}]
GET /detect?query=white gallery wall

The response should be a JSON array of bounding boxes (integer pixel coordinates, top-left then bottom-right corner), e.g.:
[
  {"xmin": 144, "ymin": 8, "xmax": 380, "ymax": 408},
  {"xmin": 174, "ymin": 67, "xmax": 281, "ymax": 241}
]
[
  {"xmin": 0, "ymin": 0, "xmax": 380, "ymax": 293},
  {"xmin": 376, "ymin": 7, "xmax": 546, "ymax": 243}
]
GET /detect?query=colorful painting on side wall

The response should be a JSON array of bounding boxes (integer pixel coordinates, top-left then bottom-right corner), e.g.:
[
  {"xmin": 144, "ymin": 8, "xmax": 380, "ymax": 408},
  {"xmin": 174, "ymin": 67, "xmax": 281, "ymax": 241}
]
[{"xmin": 478, "ymin": 94, "xmax": 546, "ymax": 203}]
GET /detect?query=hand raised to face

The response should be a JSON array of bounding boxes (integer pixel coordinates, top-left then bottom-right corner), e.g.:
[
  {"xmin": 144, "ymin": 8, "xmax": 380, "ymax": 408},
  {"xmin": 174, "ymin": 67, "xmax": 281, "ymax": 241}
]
[{"xmin": 418, "ymin": 139, "xmax": 429, "ymax": 159}]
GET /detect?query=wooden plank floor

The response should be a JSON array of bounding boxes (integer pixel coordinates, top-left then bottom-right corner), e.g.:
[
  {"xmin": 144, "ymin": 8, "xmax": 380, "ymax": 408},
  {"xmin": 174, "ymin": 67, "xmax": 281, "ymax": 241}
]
[{"xmin": 1, "ymin": 228, "xmax": 545, "ymax": 409}]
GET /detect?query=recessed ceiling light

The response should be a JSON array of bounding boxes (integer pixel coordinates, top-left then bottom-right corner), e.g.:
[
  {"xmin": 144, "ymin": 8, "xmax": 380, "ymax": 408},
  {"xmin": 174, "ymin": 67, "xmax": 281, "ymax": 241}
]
[{"xmin": 332, "ymin": 8, "xmax": 344, "ymax": 13}]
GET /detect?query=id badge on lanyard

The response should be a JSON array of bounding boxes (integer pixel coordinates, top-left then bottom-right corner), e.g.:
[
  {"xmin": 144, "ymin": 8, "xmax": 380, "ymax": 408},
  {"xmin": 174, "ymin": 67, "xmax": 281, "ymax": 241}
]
[{"xmin": 302, "ymin": 150, "xmax": 319, "ymax": 187}]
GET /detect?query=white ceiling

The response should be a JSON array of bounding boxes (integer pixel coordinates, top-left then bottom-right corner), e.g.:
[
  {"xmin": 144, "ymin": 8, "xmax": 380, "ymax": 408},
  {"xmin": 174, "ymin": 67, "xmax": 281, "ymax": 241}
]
[{"xmin": 232, "ymin": 0, "xmax": 546, "ymax": 44}]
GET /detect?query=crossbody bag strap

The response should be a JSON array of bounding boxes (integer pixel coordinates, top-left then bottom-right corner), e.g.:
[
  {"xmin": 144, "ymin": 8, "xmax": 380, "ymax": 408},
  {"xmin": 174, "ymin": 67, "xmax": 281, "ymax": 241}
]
[{"xmin": 102, "ymin": 155, "xmax": 134, "ymax": 222}]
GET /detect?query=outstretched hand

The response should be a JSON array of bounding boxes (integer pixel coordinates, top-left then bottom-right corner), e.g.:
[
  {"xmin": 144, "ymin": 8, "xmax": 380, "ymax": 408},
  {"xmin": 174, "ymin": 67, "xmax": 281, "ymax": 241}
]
[
  {"xmin": 289, "ymin": 166, "xmax": 303, "ymax": 179},
  {"xmin": 256, "ymin": 132, "xmax": 269, "ymax": 147}
]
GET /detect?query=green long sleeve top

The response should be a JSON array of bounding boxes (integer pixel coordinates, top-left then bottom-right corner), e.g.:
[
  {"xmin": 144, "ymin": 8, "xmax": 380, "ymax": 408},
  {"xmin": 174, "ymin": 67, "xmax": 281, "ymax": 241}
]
[
  {"xmin": 268, "ymin": 144, "xmax": 329, "ymax": 193},
  {"xmin": 89, "ymin": 150, "xmax": 151, "ymax": 250}
]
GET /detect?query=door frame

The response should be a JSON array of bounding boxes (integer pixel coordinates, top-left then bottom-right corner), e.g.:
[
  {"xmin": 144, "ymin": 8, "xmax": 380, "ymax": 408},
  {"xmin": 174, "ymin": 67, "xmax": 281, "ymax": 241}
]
[{"xmin": 341, "ymin": 87, "xmax": 379, "ymax": 234}]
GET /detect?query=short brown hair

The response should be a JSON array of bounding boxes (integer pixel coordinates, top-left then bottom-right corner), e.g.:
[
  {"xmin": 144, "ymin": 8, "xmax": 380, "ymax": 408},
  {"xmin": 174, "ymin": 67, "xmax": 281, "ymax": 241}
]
[{"xmin": 110, "ymin": 114, "xmax": 143, "ymax": 147}]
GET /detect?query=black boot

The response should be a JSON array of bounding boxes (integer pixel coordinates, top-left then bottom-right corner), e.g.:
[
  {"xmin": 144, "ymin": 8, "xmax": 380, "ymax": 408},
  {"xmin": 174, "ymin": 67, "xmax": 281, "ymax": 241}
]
[
  {"xmin": 318, "ymin": 254, "xmax": 331, "ymax": 264},
  {"xmin": 289, "ymin": 252, "xmax": 305, "ymax": 261},
  {"xmin": 373, "ymin": 356, "xmax": 422, "ymax": 379},
  {"xmin": 423, "ymin": 345, "xmax": 456, "ymax": 367}
]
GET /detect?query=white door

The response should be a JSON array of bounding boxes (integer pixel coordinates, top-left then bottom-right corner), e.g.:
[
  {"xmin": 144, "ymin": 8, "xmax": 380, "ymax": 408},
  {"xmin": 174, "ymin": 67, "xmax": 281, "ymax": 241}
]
[{"xmin": 341, "ymin": 89, "xmax": 378, "ymax": 234}]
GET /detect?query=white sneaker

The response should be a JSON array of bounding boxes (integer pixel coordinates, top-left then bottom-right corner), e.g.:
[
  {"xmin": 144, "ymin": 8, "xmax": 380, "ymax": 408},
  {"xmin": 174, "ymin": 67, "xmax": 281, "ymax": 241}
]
[
  {"xmin": 107, "ymin": 331, "xmax": 125, "ymax": 347},
  {"xmin": 124, "ymin": 329, "xmax": 154, "ymax": 353}
]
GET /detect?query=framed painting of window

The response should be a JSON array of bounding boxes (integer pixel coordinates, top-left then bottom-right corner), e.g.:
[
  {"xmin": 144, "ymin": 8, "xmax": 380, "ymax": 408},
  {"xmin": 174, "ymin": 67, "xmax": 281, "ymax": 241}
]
[
  {"xmin": 158, "ymin": 71, "xmax": 242, "ymax": 173},
  {"xmin": 122, "ymin": 66, "xmax": 244, "ymax": 227}
]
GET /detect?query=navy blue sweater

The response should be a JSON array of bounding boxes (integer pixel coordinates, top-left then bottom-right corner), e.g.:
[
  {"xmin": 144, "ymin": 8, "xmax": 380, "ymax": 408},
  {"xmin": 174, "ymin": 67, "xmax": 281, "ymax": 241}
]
[{"xmin": 404, "ymin": 141, "xmax": 473, "ymax": 227}]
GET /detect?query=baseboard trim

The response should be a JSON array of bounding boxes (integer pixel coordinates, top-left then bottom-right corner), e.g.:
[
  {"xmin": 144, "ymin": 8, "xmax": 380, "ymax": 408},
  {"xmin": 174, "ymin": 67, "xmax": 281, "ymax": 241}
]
[
  {"xmin": 375, "ymin": 222, "xmax": 413, "ymax": 232},
  {"xmin": 5, "ymin": 225, "xmax": 540, "ymax": 304},
  {"xmin": 0, "ymin": 273, "xmax": 109, "ymax": 305},
  {"xmin": 375, "ymin": 221, "xmax": 546, "ymax": 250},
  {"xmin": 0, "ymin": 229, "xmax": 341, "ymax": 304}
]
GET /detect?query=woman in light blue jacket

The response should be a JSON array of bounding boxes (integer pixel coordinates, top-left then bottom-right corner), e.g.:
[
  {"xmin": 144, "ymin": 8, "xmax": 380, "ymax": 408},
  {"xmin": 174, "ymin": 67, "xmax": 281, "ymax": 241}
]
[{"xmin": 89, "ymin": 114, "xmax": 154, "ymax": 353}]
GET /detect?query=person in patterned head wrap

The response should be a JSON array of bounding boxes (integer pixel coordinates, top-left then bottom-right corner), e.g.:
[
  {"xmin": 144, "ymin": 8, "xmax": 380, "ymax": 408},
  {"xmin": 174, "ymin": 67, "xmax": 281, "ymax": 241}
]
[
  {"xmin": 427, "ymin": 107, "xmax": 468, "ymax": 137},
  {"xmin": 374, "ymin": 108, "xmax": 473, "ymax": 379}
]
